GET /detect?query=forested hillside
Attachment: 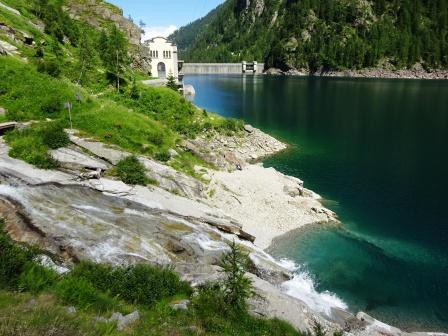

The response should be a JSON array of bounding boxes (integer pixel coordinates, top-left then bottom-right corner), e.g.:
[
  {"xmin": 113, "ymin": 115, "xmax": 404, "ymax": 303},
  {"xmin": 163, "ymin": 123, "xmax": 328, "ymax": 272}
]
[{"xmin": 170, "ymin": 0, "xmax": 448, "ymax": 72}]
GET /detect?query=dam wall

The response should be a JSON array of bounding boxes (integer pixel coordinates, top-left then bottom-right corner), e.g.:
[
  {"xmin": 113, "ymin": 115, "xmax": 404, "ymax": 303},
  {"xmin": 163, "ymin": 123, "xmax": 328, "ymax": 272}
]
[{"xmin": 182, "ymin": 62, "xmax": 265, "ymax": 74}]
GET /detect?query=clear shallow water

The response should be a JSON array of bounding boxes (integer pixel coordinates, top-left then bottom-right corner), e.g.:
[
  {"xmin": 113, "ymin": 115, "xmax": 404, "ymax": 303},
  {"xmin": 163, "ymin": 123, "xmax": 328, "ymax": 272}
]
[{"xmin": 185, "ymin": 75, "xmax": 448, "ymax": 331}]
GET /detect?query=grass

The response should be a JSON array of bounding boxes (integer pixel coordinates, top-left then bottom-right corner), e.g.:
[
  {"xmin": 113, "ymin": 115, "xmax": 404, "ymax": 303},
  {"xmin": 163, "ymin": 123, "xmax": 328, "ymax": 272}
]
[
  {"xmin": 4, "ymin": 122, "xmax": 68, "ymax": 169},
  {"xmin": 0, "ymin": 57, "xmax": 176, "ymax": 155},
  {"xmin": 0, "ymin": 56, "xmax": 242, "ymax": 178}
]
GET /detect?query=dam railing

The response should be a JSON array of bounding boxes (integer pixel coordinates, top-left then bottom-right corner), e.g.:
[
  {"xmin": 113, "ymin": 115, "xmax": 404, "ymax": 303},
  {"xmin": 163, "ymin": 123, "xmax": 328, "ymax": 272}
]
[{"xmin": 182, "ymin": 62, "xmax": 264, "ymax": 75}]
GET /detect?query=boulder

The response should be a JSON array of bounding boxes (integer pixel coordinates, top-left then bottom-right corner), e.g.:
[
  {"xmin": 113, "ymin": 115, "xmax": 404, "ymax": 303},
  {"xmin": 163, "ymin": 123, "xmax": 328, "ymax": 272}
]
[
  {"xmin": 170, "ymin": 300, "xmax": 190, "ymax": 311},
  {"xmin": 265, "ymin": 68, "xmax": 284, "ymax": 75},
  {"xmin": 183, "ymin": 84, "xmax": 196, "ymax": 96},
  {"xmin": 168, "ymin": 148, "xmax": 179, "ymax": 158},
  {"xmin": 0, "ymin": 40, "xmax": 18, "ymax": 56},
  {"xmin": 244, "ymin": 124, "xmax": 255, "ymax": 134},
  {"xmin": 283, "ymin": 185, "xmax": 303, "ymax": 198},
  {"xmin": 34, "ymin": 254, "xmax": 69, "ymax": 274},
  {"xmin": 66, "ymin": 306, "xmax": 77, "ymax": 315},
  {"xmin": 108, "ymin": 311, "xmax": 140, "ymax": 331}
]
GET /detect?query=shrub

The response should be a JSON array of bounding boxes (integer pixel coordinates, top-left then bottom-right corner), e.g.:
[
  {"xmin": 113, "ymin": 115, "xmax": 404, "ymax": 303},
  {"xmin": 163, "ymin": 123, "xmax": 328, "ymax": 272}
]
[
  {"xmin": 193, "ymin": 283, "xmax": 227, "ymax": 319},
  {"xmin": 5, "ymin": 125, "xmax": 59, "ymax": 169},
  {"xmin": 42, "ymin": 123, "xmax": 70, "ymax": 149},
  {"xmin": 54, "ymin": 276, "xmax": 117, "ymax": 312},
  {"xmin": 218, "ymin": 118, "xmax": 244, "ymax": 134},
  {"xmin": 115, "ymin": 156, "xmax": 148, "ymax": 185},
  {"xmin": 147, "ymin": 131, "xmax": 164, "ymax": 146},
  {"xmin": 0, "ymin": 223, "xmax": 34, "ymax": 290},
  {"xmin": 154, "ymin": 151, "xmax": 170, "ymax": 162},
  {"xmin": 312, "ymin": 320, "xmax": 327, "ymax": 336},
  {"xmin": 40, "ymin": 98, "xmax": 63, "ymax": 115},
  {"xmin": 19, "ymin": 262, "xmax": 58, "ymax": 293},
  {"xmin": 37, "ymin": 59, "xmax": 61, "ymax": 78},
  {"xmin": 71, "ymin": 261, "xmax": 192, "ymax": 307}
]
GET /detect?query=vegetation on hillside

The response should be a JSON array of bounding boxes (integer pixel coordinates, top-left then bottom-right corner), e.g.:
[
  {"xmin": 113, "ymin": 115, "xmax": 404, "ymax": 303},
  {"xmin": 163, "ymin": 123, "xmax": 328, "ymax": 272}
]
[
  {"xmin": 171, "ymin": 0, "xmax": 448, "ymax": 71},
  {"xmin": 0, "ymin": 221, "xmax": 302, "ymax": 335},
  {"xmin": 0, "ymin": 0, "xmax": 243, "ymax": 176}
]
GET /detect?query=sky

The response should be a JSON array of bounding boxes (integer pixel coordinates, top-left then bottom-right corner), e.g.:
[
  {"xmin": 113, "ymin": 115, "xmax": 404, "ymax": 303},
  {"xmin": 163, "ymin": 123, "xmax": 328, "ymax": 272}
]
[{"xmin": 108, "ymin": 0, "xmax": 224, "ymax": 41}]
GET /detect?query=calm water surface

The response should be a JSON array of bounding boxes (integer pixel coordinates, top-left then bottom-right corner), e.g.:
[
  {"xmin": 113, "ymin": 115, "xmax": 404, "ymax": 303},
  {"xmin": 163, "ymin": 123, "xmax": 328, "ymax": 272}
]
[{"xmin": 185, "ymin": 74, "xmax": 448, "ymax": 331}]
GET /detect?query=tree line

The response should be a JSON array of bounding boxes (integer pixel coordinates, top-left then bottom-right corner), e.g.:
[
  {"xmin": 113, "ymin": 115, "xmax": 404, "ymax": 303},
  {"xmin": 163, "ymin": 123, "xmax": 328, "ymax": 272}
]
[
  {"xmin": 32, "ymin": 0, "xmax": 130, "ymax": 89},
  {"xmin": 173, "ymin": 0, "xmax": 447, "ymax": 71}
]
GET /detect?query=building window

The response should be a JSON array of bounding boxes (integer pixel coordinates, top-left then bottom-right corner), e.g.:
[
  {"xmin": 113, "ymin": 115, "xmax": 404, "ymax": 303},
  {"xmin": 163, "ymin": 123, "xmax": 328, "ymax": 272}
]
[
  {"xmin": 163, "ymin": 51, "xmax": 171, "ymax": 59},
  {"xmin": 151, "ymin": 50, "xmax": 158, "ymax": 59}
]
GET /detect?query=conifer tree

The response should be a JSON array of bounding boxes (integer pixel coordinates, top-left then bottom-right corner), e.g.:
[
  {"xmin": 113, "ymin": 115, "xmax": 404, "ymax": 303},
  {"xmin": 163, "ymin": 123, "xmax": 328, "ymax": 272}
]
[
  {"xmin": 98, "ymin": 26, "xmax": 129, "ymax": 91},
  {"xmin": 166, "ymin": 72, "xmax": 178, "ymax": 91}
]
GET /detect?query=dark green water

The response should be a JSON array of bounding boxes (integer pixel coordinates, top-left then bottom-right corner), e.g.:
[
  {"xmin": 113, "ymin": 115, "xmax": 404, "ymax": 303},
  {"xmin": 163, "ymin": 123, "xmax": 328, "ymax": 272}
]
[{"xmin": 185, "ymin": 75, "xmax": 448, "ymax": 332}]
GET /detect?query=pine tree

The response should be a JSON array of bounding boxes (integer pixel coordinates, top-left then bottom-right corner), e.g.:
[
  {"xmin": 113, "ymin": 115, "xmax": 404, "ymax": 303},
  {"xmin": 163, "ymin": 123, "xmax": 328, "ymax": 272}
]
[
  {"xmin": 219, "ymin": 241, "xmax": 252, "ymax": 312},
  {"xmin": 98, "ymin": 26, "xmax": 129, "ymax": 91},
  {"xmin": 76, "ymin": 28, "xmax": 96, "ymax": 85}
]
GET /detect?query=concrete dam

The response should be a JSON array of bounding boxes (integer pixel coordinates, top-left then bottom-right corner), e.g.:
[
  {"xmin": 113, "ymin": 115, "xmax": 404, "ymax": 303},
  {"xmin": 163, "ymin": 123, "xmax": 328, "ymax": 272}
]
[{"xmin": 182, "ymin": 62, "xmax": 265, "ymax": 75}]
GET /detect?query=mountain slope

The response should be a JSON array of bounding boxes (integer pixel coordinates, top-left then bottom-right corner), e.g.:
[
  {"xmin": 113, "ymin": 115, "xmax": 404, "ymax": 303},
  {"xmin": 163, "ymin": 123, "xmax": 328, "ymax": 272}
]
[{"xmin": 170, "ymin": 0, "xmax": 448, "ymax": 72}]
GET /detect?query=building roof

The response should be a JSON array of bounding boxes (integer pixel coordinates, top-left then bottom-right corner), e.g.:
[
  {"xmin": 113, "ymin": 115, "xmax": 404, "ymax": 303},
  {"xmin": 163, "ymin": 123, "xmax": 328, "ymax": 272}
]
[{"xmin": 146, "ymin": 36, "xmax": 176, "ymax": 46}]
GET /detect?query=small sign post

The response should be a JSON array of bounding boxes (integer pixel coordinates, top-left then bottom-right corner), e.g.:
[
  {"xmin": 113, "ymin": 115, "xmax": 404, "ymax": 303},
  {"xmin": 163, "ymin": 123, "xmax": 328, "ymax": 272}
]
[{"xmin": 64, "ymin": 102, "xmax": 73, "ymax": 130}]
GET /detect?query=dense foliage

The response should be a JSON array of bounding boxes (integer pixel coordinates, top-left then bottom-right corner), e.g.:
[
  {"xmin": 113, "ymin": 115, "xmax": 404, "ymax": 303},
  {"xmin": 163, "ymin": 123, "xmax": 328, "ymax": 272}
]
[
  {"xmin": 171, "ymin": 0, "xmax": 448, "ymax": 71},
  {"xmin": 114, "ymin": 155, "xmax": 151, "ymax": 185}
]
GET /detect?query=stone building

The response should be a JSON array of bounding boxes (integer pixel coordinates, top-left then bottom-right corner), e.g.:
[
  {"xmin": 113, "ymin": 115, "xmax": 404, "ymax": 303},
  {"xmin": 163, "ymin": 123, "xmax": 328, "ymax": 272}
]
[{"xmin": 145, "ymin": 37, "xmax": 181, "ymax": 79}]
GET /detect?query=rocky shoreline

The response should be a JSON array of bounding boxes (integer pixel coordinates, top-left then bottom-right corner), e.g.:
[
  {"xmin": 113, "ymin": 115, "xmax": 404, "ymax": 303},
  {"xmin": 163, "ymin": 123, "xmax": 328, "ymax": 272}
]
[
  {"xmin": 265, "ymin": 67, "xmax": 448, "ymax": 80},
  {"xmin": 0, "ymin": 126, "xmax": 446, "ymax": 336}
]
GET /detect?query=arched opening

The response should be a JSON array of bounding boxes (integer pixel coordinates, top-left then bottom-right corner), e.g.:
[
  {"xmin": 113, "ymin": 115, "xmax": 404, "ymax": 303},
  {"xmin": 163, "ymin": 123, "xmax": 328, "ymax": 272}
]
[{"xmin": 157, "ymin": 62, "xmax": 166, "ymax": 78}]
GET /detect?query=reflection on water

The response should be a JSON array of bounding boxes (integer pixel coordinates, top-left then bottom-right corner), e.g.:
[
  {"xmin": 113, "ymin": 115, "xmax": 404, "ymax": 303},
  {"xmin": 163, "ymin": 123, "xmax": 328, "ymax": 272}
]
[{"xmin": 186, "ymin": 74, "xmax": 448, "ymax": 331}]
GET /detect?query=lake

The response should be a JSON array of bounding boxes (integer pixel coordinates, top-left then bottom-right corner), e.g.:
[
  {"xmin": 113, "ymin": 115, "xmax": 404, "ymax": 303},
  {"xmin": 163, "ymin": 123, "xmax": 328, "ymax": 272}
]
[{"xmin": 185, "ymin": 74, "xmax": 448, "ymax": 332}]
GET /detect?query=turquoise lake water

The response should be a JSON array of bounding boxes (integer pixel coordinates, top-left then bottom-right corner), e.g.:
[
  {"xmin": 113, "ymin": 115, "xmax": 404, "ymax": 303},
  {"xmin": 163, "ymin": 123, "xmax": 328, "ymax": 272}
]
[{"xmin": 185, "ymin": 74, "xmax": 448, "ymax": 332}]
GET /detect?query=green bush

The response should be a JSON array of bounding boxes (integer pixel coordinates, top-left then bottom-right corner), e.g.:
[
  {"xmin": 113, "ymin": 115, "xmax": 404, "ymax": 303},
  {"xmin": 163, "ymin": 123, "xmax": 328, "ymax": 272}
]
[
  {"xmin": 216, "ymin": 118, "xmax": 244, "ymax": 135},
  {"xmin": 148, "ymin": 131, "xmax": 164, "ymax": 146},
  {"xmin": 40, "ymin": 98, "xmax": 63, "ymax": 115},
  {"xmin": 19, "ymin": 262, "xmax": 58, "ymax": 294},
  {"xmin": 71, "ymin": 261, "xmax": 192, "ymax": 307},
  {"xmin": 154, "ymin": 151, "xmax": 170, "ymax": 162},
  {"xmin": 37, "ymin": 59, "xmax": 61, "ymax": 78},
  {"xmin": 115, "ymin": 156, "xmax": 148, "ymax": 185},
  {"xmin": 55, "ymin": 276, "xmax": 117, "ymax": 312},
  {"xmin": 0, "ymin": 223, "xmax": 34, "ymax": 290},
  {"xmin": 42, "ymin": 123, "xmax": 70, "ymax": 149},
  {"xmin": 4, "ymin": 123, "xmax": 63, "ymax": 169}
]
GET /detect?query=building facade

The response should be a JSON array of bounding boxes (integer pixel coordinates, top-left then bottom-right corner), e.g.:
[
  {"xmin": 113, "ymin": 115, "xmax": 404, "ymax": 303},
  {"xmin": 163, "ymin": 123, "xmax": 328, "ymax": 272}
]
[{"xmin": 145, "ymin": 37, "xmax": 180, "ymax": 79}]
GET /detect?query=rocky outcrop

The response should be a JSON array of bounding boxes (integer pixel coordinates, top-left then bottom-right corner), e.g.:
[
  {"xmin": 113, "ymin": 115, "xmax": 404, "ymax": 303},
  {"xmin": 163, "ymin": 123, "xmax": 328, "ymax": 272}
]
[
  {"xmin": 0, "ymin": 40, "xmax": 18, "ymax": 56},
  {"xmin": 67, "ymin": 132, "xmax": 204, "ymax": 198},
  {"xmin": 64, "ymin": 0, "xmax": 151, "ymax": 74},
  {"xmin": 49, "ymin": 147, "xmax": 109, "ymax": 171},
  {"xmin": 184, "ymin": 125, "xmax": 287, "ymax": 170},
  {"xmin": 64, "ymin": 0, "xmax": 141, "ymax": 46}
]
